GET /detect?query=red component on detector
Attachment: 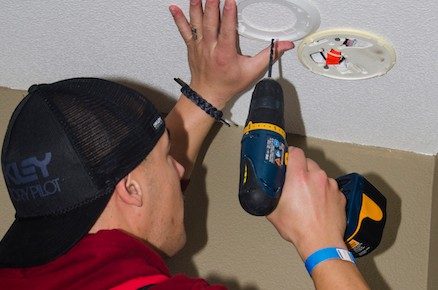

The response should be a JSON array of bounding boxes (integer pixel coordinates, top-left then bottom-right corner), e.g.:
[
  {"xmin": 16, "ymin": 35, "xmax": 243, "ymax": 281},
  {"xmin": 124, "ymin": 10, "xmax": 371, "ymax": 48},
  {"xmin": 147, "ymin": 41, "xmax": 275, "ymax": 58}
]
[{"xmin": 326, "ymin": 49, "xmax": 342, "ymax": 65}]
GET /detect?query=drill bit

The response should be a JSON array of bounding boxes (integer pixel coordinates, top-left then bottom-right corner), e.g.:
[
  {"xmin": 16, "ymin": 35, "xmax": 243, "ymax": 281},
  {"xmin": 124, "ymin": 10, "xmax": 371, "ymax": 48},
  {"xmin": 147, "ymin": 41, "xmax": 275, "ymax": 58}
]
[{"xmin": 268, "ymin": 39, "xmax": 275, "ymax": 78}]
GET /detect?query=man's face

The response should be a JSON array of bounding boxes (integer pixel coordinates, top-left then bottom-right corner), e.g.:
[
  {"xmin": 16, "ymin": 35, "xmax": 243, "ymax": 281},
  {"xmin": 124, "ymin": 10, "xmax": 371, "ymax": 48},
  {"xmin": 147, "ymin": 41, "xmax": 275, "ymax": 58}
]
[{"xmin": 132, "ymin": 130, "xmax": 186, "ymax": 257}]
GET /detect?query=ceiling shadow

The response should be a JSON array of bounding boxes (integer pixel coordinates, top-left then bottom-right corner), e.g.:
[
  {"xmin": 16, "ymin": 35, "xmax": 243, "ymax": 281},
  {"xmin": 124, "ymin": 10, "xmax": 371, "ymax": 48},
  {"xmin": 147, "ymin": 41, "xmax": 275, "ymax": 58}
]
[{"xmin": 278, "ymin": 57, "xmax": 306, "ymax": 137}]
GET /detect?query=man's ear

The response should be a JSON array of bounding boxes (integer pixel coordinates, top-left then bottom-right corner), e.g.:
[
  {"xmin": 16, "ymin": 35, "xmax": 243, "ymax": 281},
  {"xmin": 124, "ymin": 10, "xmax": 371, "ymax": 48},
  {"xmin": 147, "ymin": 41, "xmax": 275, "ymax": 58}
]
[{"xmin": 114, "ymin": 173, "xmax": 143, "ymax": 207}]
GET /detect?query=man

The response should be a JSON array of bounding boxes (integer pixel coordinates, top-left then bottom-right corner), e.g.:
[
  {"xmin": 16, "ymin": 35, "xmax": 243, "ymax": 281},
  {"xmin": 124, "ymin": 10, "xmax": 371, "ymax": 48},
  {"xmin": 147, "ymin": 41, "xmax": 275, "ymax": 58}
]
[{"xmin": 0, "ymin": 0, "xmax": 369, "ymax": 289}]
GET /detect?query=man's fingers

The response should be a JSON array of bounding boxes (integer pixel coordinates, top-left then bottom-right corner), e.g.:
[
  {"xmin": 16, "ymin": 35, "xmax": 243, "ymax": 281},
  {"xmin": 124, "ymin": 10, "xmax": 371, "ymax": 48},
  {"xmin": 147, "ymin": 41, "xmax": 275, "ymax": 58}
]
[
  {"xmin": 275, "ymin": 41, "xmax": 295, "ymax": 57},
  {"xmin": 306, "ymin": 158, "xmax": 321, "ymax": 172},
  {"xmin": 189, "ymin": 0, "xmax": 204, "ymax": 39},
  {"xmin": 203, "ymin": 0, "xmax": 220, "ymax": 43},
  {"xmin": 287, "ymin": 147, "xmax": 308, "ymax": 175},
  {"xmin": 218, "ymin": 0, "xmax": 237, "ymax": 49},
  {"xmin": 169, "ymin": 5, "xmax": 193, "ymax": 44},
  {"xmin": 328, "ymin": 177, "xmax": 340, "ymax": 191}
]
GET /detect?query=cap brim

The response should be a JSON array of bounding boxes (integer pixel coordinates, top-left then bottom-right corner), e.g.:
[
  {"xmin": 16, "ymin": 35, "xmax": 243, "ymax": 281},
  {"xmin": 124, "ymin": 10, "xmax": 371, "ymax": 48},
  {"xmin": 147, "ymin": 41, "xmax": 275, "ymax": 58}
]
[{"xmin": 0, "ymin": 192, "xmax": 111, "ymax": 268}]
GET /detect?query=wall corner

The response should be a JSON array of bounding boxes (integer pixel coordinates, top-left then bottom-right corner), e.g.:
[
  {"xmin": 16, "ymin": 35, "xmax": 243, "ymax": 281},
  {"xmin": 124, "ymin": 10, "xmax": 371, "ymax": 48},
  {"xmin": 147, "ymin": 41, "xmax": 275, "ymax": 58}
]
[{"xmin": 428, "ymin": 154, "xmax": 438, "ymax": 290}]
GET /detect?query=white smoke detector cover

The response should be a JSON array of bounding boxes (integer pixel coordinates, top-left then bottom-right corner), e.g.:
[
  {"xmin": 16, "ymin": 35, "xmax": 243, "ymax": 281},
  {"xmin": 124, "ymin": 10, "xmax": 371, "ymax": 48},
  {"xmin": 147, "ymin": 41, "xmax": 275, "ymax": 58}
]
[
  {"xmin": 298, "ymin": 28, "xmax": 397, "ymax": 80},
  {"xmin": 237, "ymin": 0, "xmax": 320, "ymax": 42}
]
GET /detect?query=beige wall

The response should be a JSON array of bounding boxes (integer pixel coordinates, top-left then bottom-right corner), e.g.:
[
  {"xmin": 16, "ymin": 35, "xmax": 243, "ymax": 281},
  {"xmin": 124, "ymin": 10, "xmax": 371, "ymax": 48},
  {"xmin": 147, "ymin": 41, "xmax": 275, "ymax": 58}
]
[
  {"xmin": 0, "ymin": 87, "xmax": 26, "ymax": 235},
  {"xmin": 0, "ymin": 87, "xmax": 437, "ymax": 289}
]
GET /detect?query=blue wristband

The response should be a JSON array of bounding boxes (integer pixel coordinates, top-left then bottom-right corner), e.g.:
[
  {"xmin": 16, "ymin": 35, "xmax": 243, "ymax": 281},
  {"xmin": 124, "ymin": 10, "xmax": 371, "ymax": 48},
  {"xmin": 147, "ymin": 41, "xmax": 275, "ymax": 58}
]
[{"xmin": 304, "ymin": 247, "xmax": 355, "ymax": 275}]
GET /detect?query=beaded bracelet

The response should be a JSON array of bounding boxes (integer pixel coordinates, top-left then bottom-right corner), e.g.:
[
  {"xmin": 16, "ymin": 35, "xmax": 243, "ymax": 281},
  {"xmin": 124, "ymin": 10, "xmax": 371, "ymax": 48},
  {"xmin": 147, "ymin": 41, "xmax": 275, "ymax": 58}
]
[{"xmin": 174, "ymin": 78, "xmax": 230, "ymax": 127}]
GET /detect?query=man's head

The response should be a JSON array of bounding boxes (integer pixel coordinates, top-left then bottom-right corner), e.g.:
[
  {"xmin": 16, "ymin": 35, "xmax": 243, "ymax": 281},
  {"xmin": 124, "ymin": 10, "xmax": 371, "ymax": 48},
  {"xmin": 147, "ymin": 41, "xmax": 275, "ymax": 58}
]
[
  {"xmin": 90, "ymin": 129, "xmax": 187, "ymax": 257},
  {"xmin": 0, "ymin": 78, "xmax": 183, "ymax": 267}
]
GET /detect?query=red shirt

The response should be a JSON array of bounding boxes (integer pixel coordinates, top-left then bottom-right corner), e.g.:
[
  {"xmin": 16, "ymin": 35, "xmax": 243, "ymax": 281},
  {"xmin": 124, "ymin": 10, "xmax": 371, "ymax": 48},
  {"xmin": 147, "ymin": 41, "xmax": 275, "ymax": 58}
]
[{"xmin": 0, "ymin": 230, "xmax": 226, "ymax": 290}]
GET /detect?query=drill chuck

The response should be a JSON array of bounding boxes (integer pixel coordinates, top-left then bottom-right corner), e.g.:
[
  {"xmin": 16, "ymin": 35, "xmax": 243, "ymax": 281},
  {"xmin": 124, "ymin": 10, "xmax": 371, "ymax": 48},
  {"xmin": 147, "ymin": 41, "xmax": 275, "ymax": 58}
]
[{"xmin": 245, "ymin": 79, "xmax": 285, "ymax": 127}]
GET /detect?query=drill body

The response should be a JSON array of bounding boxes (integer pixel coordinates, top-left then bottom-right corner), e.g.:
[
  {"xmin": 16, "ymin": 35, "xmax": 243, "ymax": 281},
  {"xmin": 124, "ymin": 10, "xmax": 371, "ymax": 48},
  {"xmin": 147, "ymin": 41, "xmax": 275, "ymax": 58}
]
[
  {"xmin": 239, "ymin": 79, "xmax": 287, "ymax": 216},
  {"xmin": 239, "ymin": 78, "xmax": 386, "ymax": 257}
]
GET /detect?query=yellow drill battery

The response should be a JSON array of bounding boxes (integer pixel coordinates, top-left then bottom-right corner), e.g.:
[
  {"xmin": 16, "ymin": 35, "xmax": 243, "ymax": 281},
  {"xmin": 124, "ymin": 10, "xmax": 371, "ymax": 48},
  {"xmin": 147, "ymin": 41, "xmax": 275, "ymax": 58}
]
[{"xmin": 336, "ymin": 173, "xmax": 387, "ymax": 257}]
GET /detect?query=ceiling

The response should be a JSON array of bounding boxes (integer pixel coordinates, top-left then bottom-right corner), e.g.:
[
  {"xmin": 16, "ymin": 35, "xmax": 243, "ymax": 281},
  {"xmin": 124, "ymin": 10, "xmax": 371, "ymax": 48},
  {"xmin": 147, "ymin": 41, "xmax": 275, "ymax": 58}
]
[{"xmin": 0, "ymin": 0, "xmax": 437, "ymax": 155}]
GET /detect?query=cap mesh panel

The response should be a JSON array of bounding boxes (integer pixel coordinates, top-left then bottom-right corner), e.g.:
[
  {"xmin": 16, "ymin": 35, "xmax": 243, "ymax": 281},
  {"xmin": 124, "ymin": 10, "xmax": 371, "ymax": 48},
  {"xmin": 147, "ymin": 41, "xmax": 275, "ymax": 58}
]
[{"xmin": 36, "ymin": 78, "xmax": 164, "ymax": 200}]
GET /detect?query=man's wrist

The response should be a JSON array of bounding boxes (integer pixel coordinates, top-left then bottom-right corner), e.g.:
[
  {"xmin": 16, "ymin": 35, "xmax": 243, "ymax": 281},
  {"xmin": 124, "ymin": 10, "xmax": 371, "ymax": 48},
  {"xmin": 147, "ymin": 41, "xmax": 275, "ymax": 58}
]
[
  {"xmin": 174, "ymin": 79, "xmax": 230, "ymax": 126},
  {"xmin": 304, "ymin": 247, "xmax": 356, "ymax": 275},
  {"xmin": 295, "ymin": 238, "xmax": 348, "ymax": 261},
  {"xmin": 188, "ymin": 83, "xmax": 228, "ymax": 110}
]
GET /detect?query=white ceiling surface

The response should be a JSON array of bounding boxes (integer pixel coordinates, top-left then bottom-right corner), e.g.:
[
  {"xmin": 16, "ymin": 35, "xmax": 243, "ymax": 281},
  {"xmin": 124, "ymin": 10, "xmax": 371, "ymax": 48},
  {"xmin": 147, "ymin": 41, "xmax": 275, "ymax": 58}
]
[{"xmin": 0, "ymin": 1, "xmax": 437, "ymax": 155}]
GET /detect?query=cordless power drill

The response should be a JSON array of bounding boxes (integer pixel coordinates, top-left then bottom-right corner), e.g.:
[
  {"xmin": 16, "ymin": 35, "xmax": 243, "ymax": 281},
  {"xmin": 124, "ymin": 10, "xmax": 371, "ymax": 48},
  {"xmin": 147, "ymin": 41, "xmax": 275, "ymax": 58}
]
[{"xmin": 238, "ymin": 41, "xmax": 387, "ymax": 257}]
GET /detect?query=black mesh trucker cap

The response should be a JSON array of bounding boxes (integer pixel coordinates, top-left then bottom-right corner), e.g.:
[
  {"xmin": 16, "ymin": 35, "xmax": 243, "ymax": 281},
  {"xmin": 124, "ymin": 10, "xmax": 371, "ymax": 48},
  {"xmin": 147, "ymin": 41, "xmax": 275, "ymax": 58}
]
[{"xmin": 0, "ymin": 78, "xmax": 165, "ymax": 267}]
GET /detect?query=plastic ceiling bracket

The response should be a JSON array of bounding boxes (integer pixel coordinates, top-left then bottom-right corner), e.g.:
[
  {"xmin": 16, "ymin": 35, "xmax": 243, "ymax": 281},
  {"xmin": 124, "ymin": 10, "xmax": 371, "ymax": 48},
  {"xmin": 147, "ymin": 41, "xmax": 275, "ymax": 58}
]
[
  {"xmin": 237, "ymin": 0, "xmax": 321, "ymax": 42},
  {"xmin": 298, "ymin": 28, "xmax": 397, "ymax": 80}
]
